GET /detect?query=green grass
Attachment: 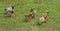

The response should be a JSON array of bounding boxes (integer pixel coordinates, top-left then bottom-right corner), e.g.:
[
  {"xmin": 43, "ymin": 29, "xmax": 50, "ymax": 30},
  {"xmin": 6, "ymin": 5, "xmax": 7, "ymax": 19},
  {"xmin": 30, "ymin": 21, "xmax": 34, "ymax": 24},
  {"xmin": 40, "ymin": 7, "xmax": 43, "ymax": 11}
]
[{"xmin": 0, "ymin": 0, "xmax": 60, "ymax": 31}]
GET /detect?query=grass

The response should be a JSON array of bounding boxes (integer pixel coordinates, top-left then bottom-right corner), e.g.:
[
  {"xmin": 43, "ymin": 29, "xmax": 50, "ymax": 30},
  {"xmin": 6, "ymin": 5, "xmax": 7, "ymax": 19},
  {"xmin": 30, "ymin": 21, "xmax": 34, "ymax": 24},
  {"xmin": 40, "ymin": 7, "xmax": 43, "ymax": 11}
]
[{"xmin": 0, "ymin": 0, "xmax": 60, "ymax": 31}]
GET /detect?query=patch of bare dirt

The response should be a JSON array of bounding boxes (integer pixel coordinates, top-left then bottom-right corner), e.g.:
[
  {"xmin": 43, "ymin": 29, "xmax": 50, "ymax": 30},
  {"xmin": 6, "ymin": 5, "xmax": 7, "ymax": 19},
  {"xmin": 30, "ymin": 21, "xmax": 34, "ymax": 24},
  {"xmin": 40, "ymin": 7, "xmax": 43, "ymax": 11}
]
[{"xmin": 0, "ymin": 28, "xmax": 7, "ymax": 31}]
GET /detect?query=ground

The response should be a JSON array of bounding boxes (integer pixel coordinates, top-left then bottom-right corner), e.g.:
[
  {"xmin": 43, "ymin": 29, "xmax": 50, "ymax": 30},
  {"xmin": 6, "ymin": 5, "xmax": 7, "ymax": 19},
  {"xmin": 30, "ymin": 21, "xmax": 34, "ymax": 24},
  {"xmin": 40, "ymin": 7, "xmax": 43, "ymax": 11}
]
[{"xmin": 0, "ymin": 0, "xmax": 60, "ymax": 31}]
